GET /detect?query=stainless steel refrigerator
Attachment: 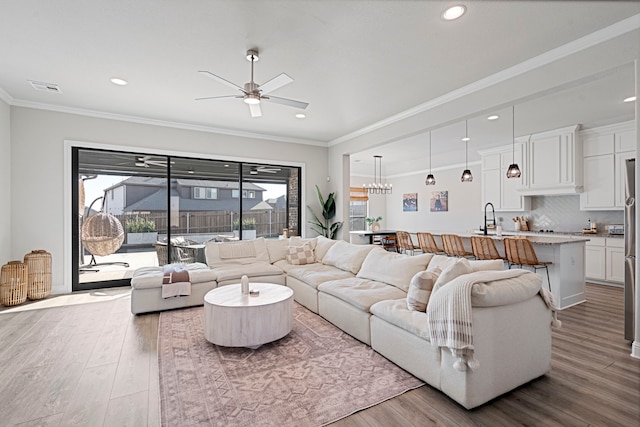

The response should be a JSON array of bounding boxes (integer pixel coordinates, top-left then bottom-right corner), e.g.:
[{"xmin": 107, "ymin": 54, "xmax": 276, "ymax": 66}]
[{"xmin": 624, "ymin": 158, "xmax": 636, "ymax": 341}]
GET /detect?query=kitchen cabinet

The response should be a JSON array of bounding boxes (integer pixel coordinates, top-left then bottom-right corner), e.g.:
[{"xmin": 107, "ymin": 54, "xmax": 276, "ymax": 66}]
[
  {"xmin": 579, "ymin": 121, "xmax": 635, "ymax": 210},
  {"xmin": 584, "ymin": 236, "xmax": 624, "ymax": 284},
  {"xmin": 584, "ymin": 237, "xmax": 606, "ymax": 281},
  {"xmin": 479, "ymin": 143, "xmax": 530, "ymax": 212},
  {"xmin": 518, "ymin": 125, "xmax": 582, "ymax": 195},
  {"xmin": 605, "ymin": 238, "xmax": 624, "ymax": 283}
]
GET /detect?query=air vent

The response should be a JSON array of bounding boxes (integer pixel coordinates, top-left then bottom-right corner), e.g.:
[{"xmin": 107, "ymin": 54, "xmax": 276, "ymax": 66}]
[{"xmin": 28, "ymin": 80, "xmax": 62, "ymax": 93}]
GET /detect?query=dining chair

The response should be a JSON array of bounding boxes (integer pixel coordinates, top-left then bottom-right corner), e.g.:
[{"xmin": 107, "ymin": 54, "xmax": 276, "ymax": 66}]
[
  {"xmin": 470, "ymin": 235, "xmax": 503, "ymax": 260},
  {"xmin": 441, "ymin": 234, "xmax": 474, "ymax": 258},
  {"xmin": 381, "ymin": 235, "xmax": 398, "ymax": 252},
  {"xmin": 416, "ymin": 232, "xmax": 444, "ymax": 254},
  {"xmin": 504, "ymin": 237, "xmax": 553, "ymax": 292},
  {"xmin": 396, "ymin": 231, "xmax": 420, "ymax": 255}
]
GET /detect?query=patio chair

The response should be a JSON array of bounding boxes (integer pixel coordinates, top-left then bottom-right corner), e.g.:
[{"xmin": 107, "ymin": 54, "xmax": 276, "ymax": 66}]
[{"xmin": 80, "ymin": 196, "xmax": 129, "ymax": 271}]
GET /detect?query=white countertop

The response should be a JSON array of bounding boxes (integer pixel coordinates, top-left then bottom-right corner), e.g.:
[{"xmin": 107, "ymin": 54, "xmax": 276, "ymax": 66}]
[{"xmin": 428, "ymin": 230, "xmax": 590, "ymax": 245}]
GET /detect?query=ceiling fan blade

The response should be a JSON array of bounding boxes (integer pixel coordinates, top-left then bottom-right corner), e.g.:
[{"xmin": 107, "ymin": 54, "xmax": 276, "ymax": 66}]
[
  {"xmin": 195, "ymin": 95, "xmax": 243, "ymax": 101},
  {"xmin": 198, "ymin": 70, "xmax": 245, "ymax": 93},
  {"xmin": 259, "ymin": 73, "xmax": 293, "ymax": 94},
  {"xmin": 264, "ymin": 95, "xmax": 309, "ymax": 110},
  {"xmin": 249, "ymin": 103, "xmax": 262, "ymax": 118}
]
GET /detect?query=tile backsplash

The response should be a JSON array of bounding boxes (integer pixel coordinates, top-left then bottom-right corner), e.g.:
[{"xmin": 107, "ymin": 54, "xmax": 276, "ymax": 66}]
[{"xmin": 499, "ymin": 195, "xmax": 623, "ymax": 232}]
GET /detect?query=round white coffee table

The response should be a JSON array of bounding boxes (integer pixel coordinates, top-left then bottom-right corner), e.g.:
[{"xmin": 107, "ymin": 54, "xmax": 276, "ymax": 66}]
[{"xmin": 203, "ymin": 282, "xmax": 294, "ymax": 348}]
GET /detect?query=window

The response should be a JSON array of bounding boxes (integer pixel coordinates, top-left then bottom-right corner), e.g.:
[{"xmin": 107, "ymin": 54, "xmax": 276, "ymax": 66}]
[
  {"xmin": 232, "ymin": 189, "xmax": 239, "ymax": 198},
  {"xmin": 242, "ymin": 190, "xmax": 256, "ymax": 199},
  {"xmin": 194, "ymin": 187, "xmax": 218, "ymax": 199},
  {"xmin": 349, "ymin": 187, "xmax": 368, "ymax": 231}
]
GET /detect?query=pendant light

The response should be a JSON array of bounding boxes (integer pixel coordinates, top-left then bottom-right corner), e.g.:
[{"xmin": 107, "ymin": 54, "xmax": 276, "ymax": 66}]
[
  {"xmin": 364, "ymin": 155, "xmax": 392, "ymax": 195},
  {"xmin": 461, "ymin": 120, "xmax": 473, "ymax": 182},
  {"xmin": 425, "ymin": 131, "xmax": 436, "ymax": 185},
  {"xmin": 506, "ymin": 105, "xmax": 522, "ymax": 178}
]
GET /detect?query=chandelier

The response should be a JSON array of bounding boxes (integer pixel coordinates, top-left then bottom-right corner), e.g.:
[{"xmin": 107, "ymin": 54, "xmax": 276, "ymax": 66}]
[{"xmin": 364, "ymin": 155, "xmax": 392, "ymax": 194}]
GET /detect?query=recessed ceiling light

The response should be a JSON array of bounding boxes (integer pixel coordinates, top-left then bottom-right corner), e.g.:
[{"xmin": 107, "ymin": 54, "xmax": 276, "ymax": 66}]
[
  {"xmin": 623, "ymin": 96, "xmax": 636, "ymax": 103},
  {"xmin": 442, "ymin": 5, "xmax": 466, "ymax": 21},
  {"xmin": 461, "ymin": 136, "xmax": 470, "ymax": 141},
  {"xmin": 487, "ymin": 115, "xmax": 499, "ymax": 121},
  {"xmin": 110, "ymin": 77, "xmax": 128, "ymax": 86},
  {"xmin": 295, "ymin": 113, "xmax": 306, "ymax": 119}
]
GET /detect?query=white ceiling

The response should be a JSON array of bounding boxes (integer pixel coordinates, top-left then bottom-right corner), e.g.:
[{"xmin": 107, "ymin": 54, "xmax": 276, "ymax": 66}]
[{"xmin": 1, "ymin": 1, "xmax": 638, "ymax": 176}]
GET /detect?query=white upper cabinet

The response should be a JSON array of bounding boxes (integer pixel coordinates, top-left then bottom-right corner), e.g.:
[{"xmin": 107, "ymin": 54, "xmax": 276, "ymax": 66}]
[
  {"xmin": 580, "ymin": 121, "xmax": 635, "ymax": 211},
  {"xmin": 518, "ymin": 125, "xmax": 582, "ymax": 195},
  {"xmin": 479, "ymin": 143, "xmax": 530, "ymax": 212}
]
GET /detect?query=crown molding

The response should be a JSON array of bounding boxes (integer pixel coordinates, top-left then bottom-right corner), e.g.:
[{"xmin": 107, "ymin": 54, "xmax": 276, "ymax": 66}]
[
  {"xmin": 0, "ymin": 87, "xmax": 14, "ymax": 104},
  {"xmin": 10, "ymin": 99, "xmax": 328, "ymax": 147},
  {"xmin": 329, "ymin": 13, "xmax": 640, "ymax": 147}
]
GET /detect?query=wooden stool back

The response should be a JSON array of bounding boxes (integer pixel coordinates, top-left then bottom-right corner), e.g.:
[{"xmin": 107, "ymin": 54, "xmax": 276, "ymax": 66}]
[
  {"xmin": 470, "ymin": 236, "xmax": 502, "ymax": 260},
  {"xmin": 441, "ymin": 234, "xmax": 473, "ymax": 258},
  {"xmin": 416, "ymin": 232, "xmax": 443, "ymax": 254}
]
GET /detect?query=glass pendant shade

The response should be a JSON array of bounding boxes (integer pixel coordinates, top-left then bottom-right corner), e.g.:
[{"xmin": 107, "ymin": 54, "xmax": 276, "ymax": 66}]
[
  {"xmin": 506, "ymin": 163, "xmax": 521, "ymax": 178},
  {"xmin": 461, "ymin": 169, "xmax": 473, "ymax": 182},
  {"xmin": 425, "ymin": 131, "xmax": 436, "ymax": 185},
  {"xmin": 507, "ymin": 105, "xmax": 521, "ymax": 179},
  {"xmin": 425, "ymin": 173, "xmax": 436, "ymax": 185}
]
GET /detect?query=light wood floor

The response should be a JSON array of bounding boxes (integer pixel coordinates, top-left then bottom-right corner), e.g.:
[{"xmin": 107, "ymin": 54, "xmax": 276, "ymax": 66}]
[{"xmin": 0, "ymin": 284, "xmax": 638, "ymax": 426}]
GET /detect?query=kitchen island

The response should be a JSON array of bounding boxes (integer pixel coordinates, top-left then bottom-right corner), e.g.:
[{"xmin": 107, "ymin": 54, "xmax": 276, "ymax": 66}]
[{"xmin": 429, "ymin": 231, "xmax": 589, "ymax": 310}]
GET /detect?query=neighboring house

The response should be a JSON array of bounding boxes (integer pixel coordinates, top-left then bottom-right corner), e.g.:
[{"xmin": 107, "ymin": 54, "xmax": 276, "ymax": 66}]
[{"xmin": 102, "ymin": 177, "xmax": 267, "ymax": 215}]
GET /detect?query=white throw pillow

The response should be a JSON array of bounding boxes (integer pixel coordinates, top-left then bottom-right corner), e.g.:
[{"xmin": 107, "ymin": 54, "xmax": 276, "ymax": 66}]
[
  {"xmin": 357, "ymin": 248, "xmax": 433, "ymax": 292},
  {"xmin": 286, "ymin": 243, "xmax": 316, "ymax": 265},
  {"xmin": 431, "ymin": 258, "xmax": 473, "ymax": 294},
  {"xmin": 406, "ymin": 268, "xmax": 441, "ymax": 312}
]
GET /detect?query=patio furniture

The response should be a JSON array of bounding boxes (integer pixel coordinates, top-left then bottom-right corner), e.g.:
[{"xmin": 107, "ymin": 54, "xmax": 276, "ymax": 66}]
[
  {"xmin": 154, "ymin": 237, "xmax": 200, "ymax": 266},
  {"xmin": 80, "ymin": 196, "xmax": 129, "ymax": 271}
]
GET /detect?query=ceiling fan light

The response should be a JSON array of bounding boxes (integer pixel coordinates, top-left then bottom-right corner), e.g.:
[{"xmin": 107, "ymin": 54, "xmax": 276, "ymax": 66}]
[
  {"xmin": 244, "ymin": 94, "xmax": 261, "ymax": 105},
  {"xmin": 425, "ymin": 174, "xmax": 436, "ymax": 186},
  {"xmin": 461, "ymin": 169, "xmax": 473, "ymax": 182},
  {"xmin": 506, "ymin": 164, "xmax": 521, "ymax": 178}
]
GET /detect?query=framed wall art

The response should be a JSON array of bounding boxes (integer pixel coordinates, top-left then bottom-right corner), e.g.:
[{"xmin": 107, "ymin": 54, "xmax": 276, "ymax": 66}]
[
  {"xmin": 430, "ymin": 191, "xmax": 448, "ymax": 212},
  {"xmin": 402, "ymin": 193, "xmax": 418, "ymax": 212}
]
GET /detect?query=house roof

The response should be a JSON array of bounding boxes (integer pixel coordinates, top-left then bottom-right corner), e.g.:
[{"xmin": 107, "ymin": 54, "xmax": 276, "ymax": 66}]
[
  {"xmin": 124, "ymin": 189, "xmax": 266, "ymax": 212},
  {"xmin": 109, "ymin": 176, "xmax": 265, "ymax": 192}
]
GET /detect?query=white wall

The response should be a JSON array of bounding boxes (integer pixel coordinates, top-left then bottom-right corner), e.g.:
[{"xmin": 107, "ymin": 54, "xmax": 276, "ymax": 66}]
[
  {"xmin": 385, "ymin": 164, "xmax": 482, "ymax": 233},
  {"xmin": 0, "ymin": 98, "xmax": 10, "ymax": 264},
  {"xmin": 10, "ymin": 107, "xmax": 328, "ymax": 294}
]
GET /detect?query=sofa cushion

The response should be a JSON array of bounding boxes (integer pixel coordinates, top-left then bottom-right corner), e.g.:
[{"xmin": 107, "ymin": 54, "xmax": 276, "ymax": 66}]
[
  {"xmin": 431, "ymin": 257, "xmax": 473, "ymax": 294},
  {"xmin": 357, "ymin": 248, "xmax": 433, "ymax": 292},
  {"xmin": 469, "ymin": 259, "xmax": 505, "ymax": 272},
  {"xmin": 205, "ymin": 237, "xmax": 270, "ymax": 267},
  {"xmin": 286, "ymin": 243, "xmax": 315, "ymax": 265},
  {"xmin": 370, "ymin": 299, "xmax": 431, "ymax": 340},
  {"xmin": 314, "ymin": 236, "xmax": 337, "ymax": 262},
  {"xmin": 131, "ymin": 262, "xmax": 216, "ymax": 289},
  {"xmin": 266, "ymin": 238, "xmax": 290, "ymax": 264},
  {"xmin": 211, "ymin": 261, "xmax": 283, "ymax": 282},
  {"xmin": 322, "ymin": 241, "xmax": 376, "ymax": 274},
  {"xmin": 406, "ymin": 268, "xmax": 441, "ymax": 311},
  {"xmin": 287, "ymin": 263, "xmax": 354, "ymax": 289},
  {"xmin": 471, "ymin": 270, "xmax": 541, "ymax": 307},
  {"xmin": 317, "ymin": 278, "xmax": 407, "ymax": 312}
]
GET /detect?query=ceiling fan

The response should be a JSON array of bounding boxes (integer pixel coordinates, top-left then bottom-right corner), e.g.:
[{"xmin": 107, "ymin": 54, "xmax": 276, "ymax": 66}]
[
  {"xmin": 196, "ymin": 49, "xmax": 308, "ymax": 118},
  {"xmin": 250, "ymin": 165, "xmax": 281, "ymax": 175},
  {"xmin": 135, "ymin": 156, "xmax": 173, "ymax": 168}
]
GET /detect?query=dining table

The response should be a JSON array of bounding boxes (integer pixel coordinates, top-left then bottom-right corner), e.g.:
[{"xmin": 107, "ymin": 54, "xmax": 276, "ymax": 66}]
[{"xmin": 349, "ymin": 230, "xmax": 397, "ymax": 245}]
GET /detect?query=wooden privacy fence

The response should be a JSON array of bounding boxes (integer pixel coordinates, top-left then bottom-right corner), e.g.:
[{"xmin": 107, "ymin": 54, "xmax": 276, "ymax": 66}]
[{"xmin": 116, "ymin": 209, "xmax": 287, "ymax": 238}]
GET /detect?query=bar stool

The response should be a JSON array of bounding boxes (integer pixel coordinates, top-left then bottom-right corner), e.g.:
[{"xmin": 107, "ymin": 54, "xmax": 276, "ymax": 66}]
[
  {"xmin": 396, "ymin": 231, "xmax": 420, "ymax": 255},
  {"xmin": 441, "ymin": 234, "xmax": 474, "ymax": 258},
  {"xmin": 416, "ymin": 232, "xmax": 445, "ymax": 254},
  {"xmin": 504, "ymin": 237, "xmax": 552, "ymax": 292},
  {"xmin": 470, "ymin": 236, "xmax": 503, "ymax": 260}
]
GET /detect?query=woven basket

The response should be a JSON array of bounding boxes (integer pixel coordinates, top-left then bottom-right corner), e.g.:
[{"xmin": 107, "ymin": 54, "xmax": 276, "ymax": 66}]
[
  {"xmin": 1, "ymin": 261, "xmax": 28, "ymax": 306},
  {"xmin": 24, "ymin": 250, "xmax": 52, "ymax": 300}
]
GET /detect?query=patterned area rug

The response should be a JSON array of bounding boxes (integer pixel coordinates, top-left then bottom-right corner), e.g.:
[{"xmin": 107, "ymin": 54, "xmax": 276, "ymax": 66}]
[{"xmin": 158, "ymin": 303, "xmax": 424, "ymax": 426}]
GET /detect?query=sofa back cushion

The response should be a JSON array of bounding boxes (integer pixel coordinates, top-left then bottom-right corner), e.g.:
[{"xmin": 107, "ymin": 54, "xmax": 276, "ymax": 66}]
[
  {"xmin": 205, "ymin": 237, "xmax": 270, "ymax": 267},
  {"xmin": 406, "ymin": 268, "xmax": 441, "ymax": 311},
  {"xmin": 314, "ymin": 236, "xmax": 337, "ymax": 262},
  {"xmin": 431, "ymin": 257, "xmax": 473, "ymax": 294},
  {"xmin": 322, "ymin": 241, "xmax": 376, "ymax": 274},
  {"xmin": 357, "ymin": 248, "xmax": 433, "ymax": 292},
  {"xmin": 265, "ymin": 237, "xmax": 317, "ymax": 264},
  {"xmin": 469, "ymin": 259, "xmax": 505, "ymax": 272}
]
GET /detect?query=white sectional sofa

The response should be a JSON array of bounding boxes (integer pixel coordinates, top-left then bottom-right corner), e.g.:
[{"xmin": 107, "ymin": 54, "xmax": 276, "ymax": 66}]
[{"xmin": 130, "ymin": 235, "xmax": 553, "ymax": 409}]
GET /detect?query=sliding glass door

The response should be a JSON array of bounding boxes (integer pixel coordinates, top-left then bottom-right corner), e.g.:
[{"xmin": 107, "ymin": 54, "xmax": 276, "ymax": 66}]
[{"xmin": 72, "ymin": 147, "xmax": 301, "ymax": 291}]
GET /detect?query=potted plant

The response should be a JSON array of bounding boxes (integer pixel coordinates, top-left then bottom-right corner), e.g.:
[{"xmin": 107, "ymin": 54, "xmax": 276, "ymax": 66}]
[
  {"xmin": 125, "ymin": 217, "xmax": 158, "ymax": 244},
  {"xmin": 232, "ymin": 217, "xmax": 257, "ymax": 240},
  {"xmin": 365, "ymin": 216, "xmax": 383, "ymax": 231},
  {"xmin": 308, "ymin": 185, "xmax": 343, "ymax": 239}
]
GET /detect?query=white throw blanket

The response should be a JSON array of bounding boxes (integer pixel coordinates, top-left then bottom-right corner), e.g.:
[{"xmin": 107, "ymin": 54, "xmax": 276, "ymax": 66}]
[{"xmin": 427, "ymin": 269, "xmax": 559, "ymax": 372}]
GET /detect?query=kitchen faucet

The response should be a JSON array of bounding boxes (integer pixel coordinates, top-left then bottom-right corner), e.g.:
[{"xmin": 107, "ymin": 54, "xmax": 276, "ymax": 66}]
[{"xmin": 484, "ymin": 202, "xmax": 496, "ymax": 235}]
